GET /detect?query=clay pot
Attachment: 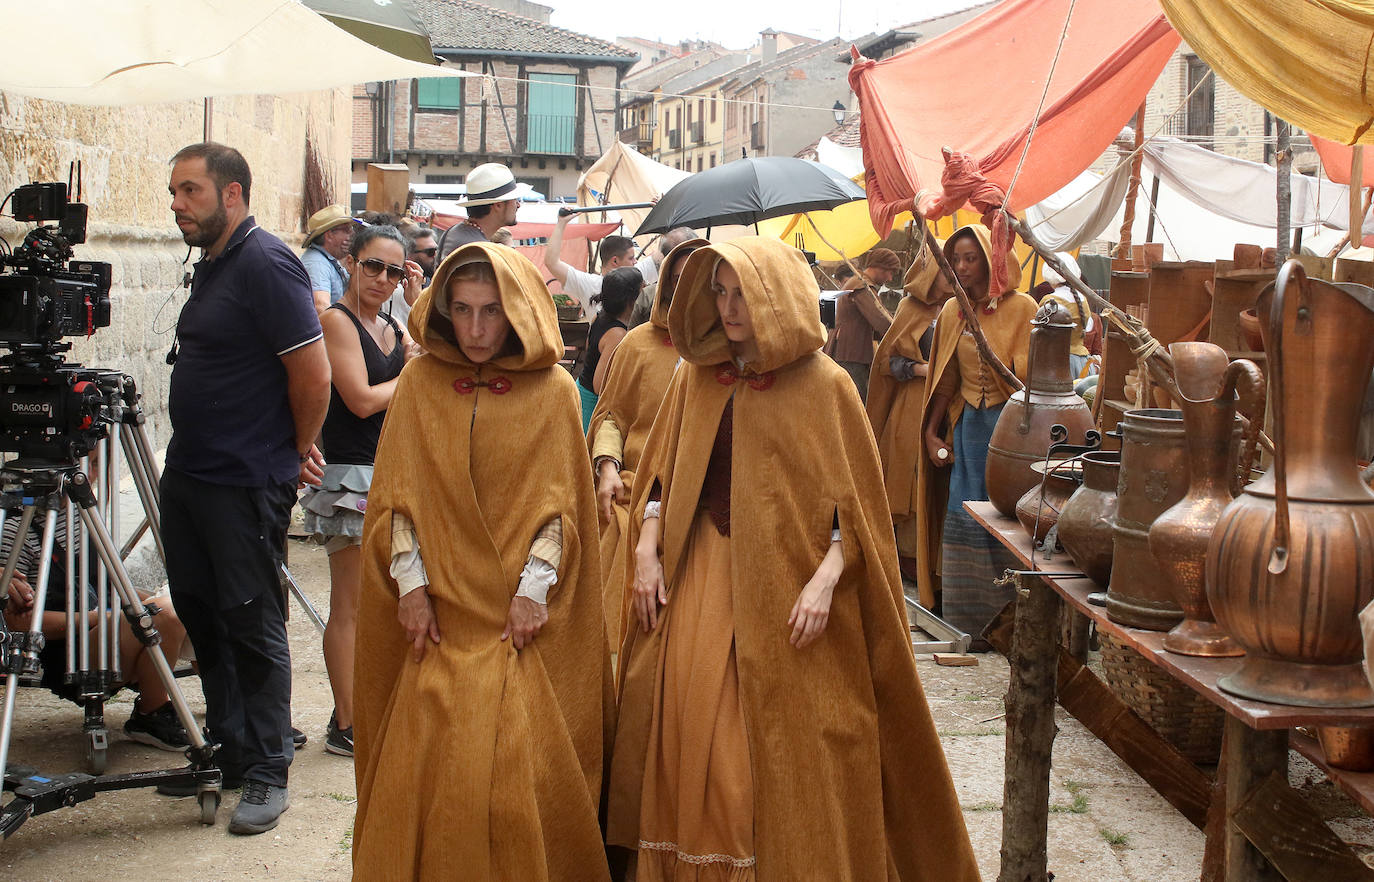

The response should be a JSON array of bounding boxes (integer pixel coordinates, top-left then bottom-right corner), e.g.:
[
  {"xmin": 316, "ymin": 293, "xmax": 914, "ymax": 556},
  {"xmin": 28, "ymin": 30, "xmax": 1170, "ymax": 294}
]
[
  {"xmin": 1106, "ymin": 409, "xmax": 1189, "ymax": 631},
  {"xmin": 1208, "ymin": 262, "xmax": 1374, "ymax": 708},
  {"xmin": 986, "ymin": 303, "xmax": 1096, "ymax": 516},
  {"xmin": 1057, "ymin": 451, "xmax": 1120, "ymax": 587},
  {"xmin": 1014, "ymin": 464, "xmax": 1079, "ymax": 545},
  {"xmin": 1148, "ymin": 342, "xmax": 1264, "ymax": 658},
  {"xmin": 1237, "ymin": 308, "xmax": 1264, "ymax": 352},
  {"xmin": 1317, "ymin": 725, "xmax": 1374, "ymax": 771}
]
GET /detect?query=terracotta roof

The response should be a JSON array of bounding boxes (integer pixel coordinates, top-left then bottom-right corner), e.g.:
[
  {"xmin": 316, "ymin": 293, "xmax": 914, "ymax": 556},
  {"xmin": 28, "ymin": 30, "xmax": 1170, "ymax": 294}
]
[
  {"xmin": 794, "ymin": 112, "xmax": 862, "ymax": 161},
  {"xmin": 412, "ymin": 0, "xmax": 638, "ymax": 61}
]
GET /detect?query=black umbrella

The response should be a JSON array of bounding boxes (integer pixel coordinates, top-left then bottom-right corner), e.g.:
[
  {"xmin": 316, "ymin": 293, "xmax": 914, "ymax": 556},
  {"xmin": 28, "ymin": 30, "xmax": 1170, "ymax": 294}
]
[{"xmin": 635, "ymin": 156, "xmax": 867, "ymax": 236}]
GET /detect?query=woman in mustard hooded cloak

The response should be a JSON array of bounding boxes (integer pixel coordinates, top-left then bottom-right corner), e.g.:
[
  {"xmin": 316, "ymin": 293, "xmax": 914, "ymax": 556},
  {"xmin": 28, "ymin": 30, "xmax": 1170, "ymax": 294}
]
[
  {"xmin": 607, "ymin": 236, "xmax": 980, "ymax": 882},
  {"xmin": 587, "ymin": 238, "xmax": 705, "ymax": 644},
  {"xmin": 352, "ymin": 242, "xmax": 613, "ymax": 881},
  {"xmin": 917, "ymin": 224, "xmax": 1035, "ymax": 645},
  {"xmin": 866, "ymin": 239, "xmax": 952, "ymax": 578}
]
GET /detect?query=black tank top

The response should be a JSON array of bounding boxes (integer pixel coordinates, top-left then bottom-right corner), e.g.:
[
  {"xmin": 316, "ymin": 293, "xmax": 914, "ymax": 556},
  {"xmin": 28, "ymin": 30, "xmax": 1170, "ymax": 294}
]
[
  {"xmin": 579, "ymin": 314, "xmax": 627, "ymax": 392},
  {"xmin": 321, "ymin": 303, "xmax": 405, "ymax": 465}
]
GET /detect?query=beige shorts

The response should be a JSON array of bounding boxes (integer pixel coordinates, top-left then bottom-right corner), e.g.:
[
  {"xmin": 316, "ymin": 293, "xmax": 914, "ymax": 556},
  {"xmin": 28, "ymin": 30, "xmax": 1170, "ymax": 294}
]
[{"xmin": 323, "ymin": 535, "xmax": 362, "ymax": 555}]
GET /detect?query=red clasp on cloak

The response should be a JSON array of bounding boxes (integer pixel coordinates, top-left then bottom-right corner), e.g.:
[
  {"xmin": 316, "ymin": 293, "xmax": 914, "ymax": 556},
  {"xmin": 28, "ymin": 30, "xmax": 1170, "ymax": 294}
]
[
  {"xmin": 715, "ymin": 363, "xmax": 775, "ymax": 391},
  {"xmin": 453, "ymin": 375, "xmax": 513, "ymax": 395}
]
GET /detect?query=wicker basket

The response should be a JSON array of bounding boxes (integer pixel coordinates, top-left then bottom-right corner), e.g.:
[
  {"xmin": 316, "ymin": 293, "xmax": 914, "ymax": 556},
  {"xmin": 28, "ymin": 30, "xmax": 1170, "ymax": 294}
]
[{"xmin": 1097, "ymin": 631, "xmax": 1224, "ymax": 764}]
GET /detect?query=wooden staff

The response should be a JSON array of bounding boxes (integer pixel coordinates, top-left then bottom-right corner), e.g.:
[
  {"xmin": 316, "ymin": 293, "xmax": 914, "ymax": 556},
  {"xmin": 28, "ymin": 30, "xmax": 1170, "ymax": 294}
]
[
  {"xmin": 1116, "ymin": 102, "xmax": 1147, "ymax": 262},
  {"xmin": 914, "ymin": 214, "xmax": 1025, "ymax": 393}
]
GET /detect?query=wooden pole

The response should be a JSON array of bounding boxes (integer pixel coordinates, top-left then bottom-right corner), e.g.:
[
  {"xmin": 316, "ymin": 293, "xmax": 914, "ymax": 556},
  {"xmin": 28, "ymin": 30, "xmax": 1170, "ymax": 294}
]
[
  {"xmin": 1115, "ymin": 102, "xmax": 1147, "ymax": 263},
  {"xmin": 1275, "ymin": 119, "xmax": 1292, "ymax": 263},
  {"xmin": 1351, "ymin": 146, "xmax": 1366, "ymax": 244}
]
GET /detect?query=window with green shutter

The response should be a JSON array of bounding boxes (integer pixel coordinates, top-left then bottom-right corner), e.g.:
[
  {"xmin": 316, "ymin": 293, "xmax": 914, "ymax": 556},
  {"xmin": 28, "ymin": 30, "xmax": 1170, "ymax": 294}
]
[
  {"xmin": 416, "ymin": 77, "xmax": 462, "ymax": 110},
  {"xmin": 526, "ymin": 72, "xmax": 577, "ymax": 154}
]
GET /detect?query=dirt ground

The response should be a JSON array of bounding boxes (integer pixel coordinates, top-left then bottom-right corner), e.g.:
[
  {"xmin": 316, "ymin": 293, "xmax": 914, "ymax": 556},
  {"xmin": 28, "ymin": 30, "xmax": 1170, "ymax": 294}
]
[{"xmin": 1, "ymin": 538, "xmax": 1371, "ymax": 880}]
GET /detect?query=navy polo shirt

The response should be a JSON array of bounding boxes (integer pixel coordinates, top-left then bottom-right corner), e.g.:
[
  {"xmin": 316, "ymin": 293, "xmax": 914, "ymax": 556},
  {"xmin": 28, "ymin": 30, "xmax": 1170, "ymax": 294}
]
[{"xmin": 167, "ymin": 217, "xmax": 323, "ymax": 487}]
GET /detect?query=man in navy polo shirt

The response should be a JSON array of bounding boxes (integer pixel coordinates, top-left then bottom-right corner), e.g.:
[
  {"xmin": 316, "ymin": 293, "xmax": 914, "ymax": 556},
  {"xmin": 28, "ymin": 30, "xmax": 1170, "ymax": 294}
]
[{"xmin": 160, "ymin": 142, "xmax": 331, "ymax": 835}]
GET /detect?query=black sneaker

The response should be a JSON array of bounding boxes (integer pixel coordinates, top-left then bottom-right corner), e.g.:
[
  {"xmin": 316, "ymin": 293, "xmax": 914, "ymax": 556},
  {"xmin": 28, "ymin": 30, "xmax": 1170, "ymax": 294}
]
[
  {"xmin": 291, "ymin": 727, "xmax": 307, "ymax": 748},
  {"xmin": 228, "ymin": 779, "xmax": 289, "ymax": 835},
  {"xmin": 324, "ymin": 711, "xmax": 353, "ymax": 758},
  {"xmin": 124, "ymin": 702, "xmax": 190, "ymax": 752}
]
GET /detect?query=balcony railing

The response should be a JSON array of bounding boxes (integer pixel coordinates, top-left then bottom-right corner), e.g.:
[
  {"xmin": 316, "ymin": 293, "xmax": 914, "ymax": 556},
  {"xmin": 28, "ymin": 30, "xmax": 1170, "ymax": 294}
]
[
  {"xmin": 668, "ymin": 129, "xmax": 682, "ymax": 150},
  {"xmin": 690, "ymin": 121, "xmax": 704, "ymax": 144},
  {"xmin": 527, "ymin": 114, "xmax": 576, "ymax": 155},
  {"xmin": 750, "ymin": 121, "xmax": 765, "ymax": 151}
]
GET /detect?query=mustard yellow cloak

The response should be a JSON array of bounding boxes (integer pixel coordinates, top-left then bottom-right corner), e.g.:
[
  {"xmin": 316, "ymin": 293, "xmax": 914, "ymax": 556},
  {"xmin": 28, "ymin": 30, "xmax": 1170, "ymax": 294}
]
[
  {"xmin": 913, "ymin": 224, "xmax": 1035, "ymax": 608},
  {"xmin": 866, "ymin": 242, "xmax": 947, "ymax": 557},
  {"xmin": 585, "ymin": 242, "xmax": 697, "ymax": 645},
  {"xmin": 607, "ymin": 236, "xmax": 981, "ymax": 882},
  {"xmin": 353, "ymin": 242, "xmax": 612, "ymax": 881}
]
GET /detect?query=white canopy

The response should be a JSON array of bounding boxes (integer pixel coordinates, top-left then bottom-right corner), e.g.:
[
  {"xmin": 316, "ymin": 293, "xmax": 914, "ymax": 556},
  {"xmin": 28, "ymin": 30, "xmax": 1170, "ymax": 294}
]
[
  {"xmin": 4, "ymin": 0, "xmax": 465, "ymax": 106},
  {"xmin": 577, "ymin": 142, "xmax": 690, "ymax": 240}
]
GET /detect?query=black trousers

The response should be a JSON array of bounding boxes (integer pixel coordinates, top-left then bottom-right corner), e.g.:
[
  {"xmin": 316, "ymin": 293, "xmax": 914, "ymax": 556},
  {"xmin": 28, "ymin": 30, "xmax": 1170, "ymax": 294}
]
[{"xmin": 160, "ymin": 467, "xmax": 296, "ymax": 786}]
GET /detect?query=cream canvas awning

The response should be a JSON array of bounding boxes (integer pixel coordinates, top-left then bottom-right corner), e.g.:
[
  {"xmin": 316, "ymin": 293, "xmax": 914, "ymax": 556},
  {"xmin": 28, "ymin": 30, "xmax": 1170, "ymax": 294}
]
[{"xmin": 4, "ymin": 0, "xmax": 466, "ymax": 106}]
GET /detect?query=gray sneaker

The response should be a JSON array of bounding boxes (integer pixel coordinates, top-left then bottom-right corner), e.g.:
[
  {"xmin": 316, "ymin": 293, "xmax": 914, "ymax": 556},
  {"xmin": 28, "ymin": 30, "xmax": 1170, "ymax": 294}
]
[{"xmin": 227, "ymin": 780, "xmax": 289, "ymax": 835}]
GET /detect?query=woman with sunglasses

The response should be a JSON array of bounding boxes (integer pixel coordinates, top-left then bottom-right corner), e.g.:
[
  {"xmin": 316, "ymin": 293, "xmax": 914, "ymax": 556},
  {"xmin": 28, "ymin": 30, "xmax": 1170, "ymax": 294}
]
[{"xmin": 300, "ymin": 224, "xmax": 423, "ymax": 758}]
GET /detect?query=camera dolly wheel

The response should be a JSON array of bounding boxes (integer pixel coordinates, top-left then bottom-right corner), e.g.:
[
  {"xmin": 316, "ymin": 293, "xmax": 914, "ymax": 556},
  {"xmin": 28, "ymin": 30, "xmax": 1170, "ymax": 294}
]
[
  {"xmin": 198, "ymin": 788, "xmax": 219, "ymax": 825},
  {"xmin": 84, "ymin": 729, "xmax": 107, "ymax": 775}
]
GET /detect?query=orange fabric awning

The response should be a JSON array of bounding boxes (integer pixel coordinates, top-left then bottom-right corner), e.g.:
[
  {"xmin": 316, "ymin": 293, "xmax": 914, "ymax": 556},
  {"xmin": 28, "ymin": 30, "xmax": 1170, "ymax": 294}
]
[
  {"xmin": 848, "ymin": 0, "xmax": 1179, "ymax": 235},
  {"xmin": 1311, "ymin": 137, "xmax": 1374, "ymax": 187}
]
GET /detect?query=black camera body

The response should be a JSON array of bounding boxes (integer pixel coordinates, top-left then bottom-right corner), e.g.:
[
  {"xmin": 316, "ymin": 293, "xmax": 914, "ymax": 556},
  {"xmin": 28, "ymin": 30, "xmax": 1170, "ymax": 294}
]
[
  {"xmin": 0, "ymin": 358, "xmax": 112, "ymax": 462},
  {"xmin": 0, "ymin": 183, "xmax": 112, "ymax": 343}
]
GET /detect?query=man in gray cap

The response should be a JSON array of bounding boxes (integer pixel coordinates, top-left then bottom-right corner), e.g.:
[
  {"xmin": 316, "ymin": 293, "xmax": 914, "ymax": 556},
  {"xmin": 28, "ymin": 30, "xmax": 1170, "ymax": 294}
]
[
  {"xmin": 301, "ymin": 204, "xmax": 364, "ymax": 313},
  {"xmin": 436, "ymin": 162, "xmax": 521, "ymax": 261}
]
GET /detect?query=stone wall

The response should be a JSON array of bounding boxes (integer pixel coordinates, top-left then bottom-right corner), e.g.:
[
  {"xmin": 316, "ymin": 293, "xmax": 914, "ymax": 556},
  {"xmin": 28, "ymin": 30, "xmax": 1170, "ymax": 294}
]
[{"xmin": 0, "ymin": 88, "xmax": 353, "ymax": 451}]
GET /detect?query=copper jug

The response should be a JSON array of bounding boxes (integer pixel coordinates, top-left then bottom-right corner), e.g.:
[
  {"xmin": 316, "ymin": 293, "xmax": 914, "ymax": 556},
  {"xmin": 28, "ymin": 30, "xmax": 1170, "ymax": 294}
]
[
  {"xmin": 1057, "ymin": 451, "xmax": 1120, "ymax": 588},
  {"xmin": 1208, "ymin": 262, "xmax": 1374, "ymax": 707},
  {"xmin": 986, "ymin": 303, "xmax": 1096, "ymax": 516},
  {"xmin": 1107, "ymin": 409, "xmax": 1189, "ymax": 631},
  {"xmin": 1148, "ymin": 342, "xmax": 1264, "ymax": 658}
]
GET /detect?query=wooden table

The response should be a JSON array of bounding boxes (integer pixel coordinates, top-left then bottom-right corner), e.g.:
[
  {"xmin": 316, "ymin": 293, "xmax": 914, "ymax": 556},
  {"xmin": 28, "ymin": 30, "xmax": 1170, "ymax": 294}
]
[{"xmin": 966, "ymin": 501, "xmax": 1374, "ymax": 882}]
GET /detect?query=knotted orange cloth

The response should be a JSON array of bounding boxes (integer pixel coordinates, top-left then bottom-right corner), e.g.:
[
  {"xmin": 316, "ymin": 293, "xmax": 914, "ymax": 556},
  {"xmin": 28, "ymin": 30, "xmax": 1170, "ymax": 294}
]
[
  {"xmin": 586, "ymin": 241, "xmax": 702, "ymax": 646},
  {"xmin": 866, "ymin": 240, "xmax": 949, "ymax": 559},
  {"xmin": 353, "ymin": 242, "xmax": 613, "ymax": 881},
  {"xmin": 607, "ymin": 236, "xmax": 981, "ymax": 882}
]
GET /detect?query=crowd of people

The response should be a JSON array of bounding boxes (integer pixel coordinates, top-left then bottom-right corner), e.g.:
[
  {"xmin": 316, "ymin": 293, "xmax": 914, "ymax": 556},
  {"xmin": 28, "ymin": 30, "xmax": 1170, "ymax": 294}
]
[{"xmin": 1, "ymin": 140, "xmax": 1106, "ymax": 877}]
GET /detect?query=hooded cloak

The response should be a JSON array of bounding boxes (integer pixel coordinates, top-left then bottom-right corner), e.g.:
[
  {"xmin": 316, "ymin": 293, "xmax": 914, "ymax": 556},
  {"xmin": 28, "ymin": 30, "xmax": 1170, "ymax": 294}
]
[
  {"xmin": 353, "ymin": 242, "xmax": 612, "ymax": 881},
  {"xmin": 866, "ymin": 240, "xmax": 948, "ymax": 557},
  {"xmin": 607, "ymin": 236, "xmax": 980, "ymax": 881},
  {"xmin": 586, "ymin": 240, "xmax": 703, "ymax": 644},
  {"xmin": 912, "ymin": 224, "xmax": 1036, "ymax": 608}
]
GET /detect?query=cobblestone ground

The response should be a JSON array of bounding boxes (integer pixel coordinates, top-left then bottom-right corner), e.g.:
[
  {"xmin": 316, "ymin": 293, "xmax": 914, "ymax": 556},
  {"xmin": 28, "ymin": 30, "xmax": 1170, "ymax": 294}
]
[{"xmin": 0, "ymin": 540, "xmax": 1369, "ymax": 880}]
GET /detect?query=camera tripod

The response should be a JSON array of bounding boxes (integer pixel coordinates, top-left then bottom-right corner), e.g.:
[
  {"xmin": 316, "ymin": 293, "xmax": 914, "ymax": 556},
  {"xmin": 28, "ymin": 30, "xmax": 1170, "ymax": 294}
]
[{"xmin": 0, "ymin": 375, "xmax": 221, "ymax": 837}]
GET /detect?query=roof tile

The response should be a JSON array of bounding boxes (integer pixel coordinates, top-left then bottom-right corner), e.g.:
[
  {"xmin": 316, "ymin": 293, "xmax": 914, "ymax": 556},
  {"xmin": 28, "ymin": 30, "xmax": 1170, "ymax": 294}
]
[{"xmin": 412, "ymin": 0, "xmax": 637, "ymax": 61}]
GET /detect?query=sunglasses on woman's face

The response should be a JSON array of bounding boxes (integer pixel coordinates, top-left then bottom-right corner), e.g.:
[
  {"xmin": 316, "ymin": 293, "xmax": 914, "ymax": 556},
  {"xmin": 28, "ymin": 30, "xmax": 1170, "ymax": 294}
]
[{"xmin": 358, "ymin": 257, "xmax": 405, "ymax": 283}]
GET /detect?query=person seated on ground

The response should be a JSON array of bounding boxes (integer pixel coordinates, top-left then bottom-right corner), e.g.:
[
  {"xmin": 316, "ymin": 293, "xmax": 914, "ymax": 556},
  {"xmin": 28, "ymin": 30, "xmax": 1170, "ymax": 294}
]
[
  {"xmin": 351, "ymin": 242, "xmax": 612, "ymax": 880},
  {"xmin": 1, "ymin": 514, "xmax": 190, "ymax": 751},
  {"xmin": 577, "ymin": 266, "xmax": 642, "ymax": 432}
]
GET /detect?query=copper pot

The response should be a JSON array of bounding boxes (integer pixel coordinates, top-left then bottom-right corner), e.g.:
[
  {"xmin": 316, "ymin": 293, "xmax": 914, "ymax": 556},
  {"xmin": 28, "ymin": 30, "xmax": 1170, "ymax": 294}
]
[
  {"xmin": 1317, "ymin": 725, "xmax": 1374, "ymax": 771},
  {"xmin": 1106, "ymin": 409, "xmax": 1189, "ymax": 631},
  {"xmin": 1237, "ymin": 308, "xmax": 1264, "ymax": 352},
  {"xmin": 1149, "ymin": 343, "xmax": 1264, "ymax": 658},
  {"xmin": 1014, "ymin": 464, "xmax": 1078, "ymax": 544},
  {"xmin": 986, "ymin": 303, "xmax": 1096, "ymax": 516},
  {"xmin": 1057, "ymin": 451, "xmax": 1120, "ymax": 587},
  {"xmin": 1208, "ymin": 262, "xmax": 1374, "ymax": 707}
]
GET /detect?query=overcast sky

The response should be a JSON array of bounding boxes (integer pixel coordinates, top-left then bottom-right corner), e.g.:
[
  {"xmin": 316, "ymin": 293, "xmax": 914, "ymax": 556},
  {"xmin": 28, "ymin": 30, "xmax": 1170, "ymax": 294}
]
[{"xmin": 546, "ymin": 0, "xmax": 988, "ymax": 50}]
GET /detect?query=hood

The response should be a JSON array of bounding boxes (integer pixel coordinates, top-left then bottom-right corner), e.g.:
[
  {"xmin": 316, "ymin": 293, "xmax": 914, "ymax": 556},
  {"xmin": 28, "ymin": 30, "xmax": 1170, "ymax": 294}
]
[
  {"xmin": 669, "ymin": 236, "xmax": 826, "ymax": 373},
  {"xmin": 408, "ymin": 241, "xmax": 563, "ymax": 371},
  {"xmin": 651, "ymin": 237, "xmax": 710, "ymax": 330},
  {"xmin": 902, "ymin": 237, "xmax": 947, "ymax": 305},
  {"xmin": 943, "ymin": 223, "xmax": 1021, "ymax": 297},
  {"xmin": 1041, "ymin": 251, "xmax": 1080, "ymax": 288}
]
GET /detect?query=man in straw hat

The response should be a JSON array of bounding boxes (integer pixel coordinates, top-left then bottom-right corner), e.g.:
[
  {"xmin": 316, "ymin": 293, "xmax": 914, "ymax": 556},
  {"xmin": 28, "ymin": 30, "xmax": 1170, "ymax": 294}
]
[
  {"xmin": 436, "ymin": 162, "xmax": 522, "ymax": 262},
  {"xmin": 302, "ymin": 204, "xmax": 365, "ymax": 313}
]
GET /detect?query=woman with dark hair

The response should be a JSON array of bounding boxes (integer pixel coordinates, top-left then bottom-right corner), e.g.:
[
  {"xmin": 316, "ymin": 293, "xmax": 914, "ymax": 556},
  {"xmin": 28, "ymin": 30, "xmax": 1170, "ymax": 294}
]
[
  {"xmin": 577, "ymin": 265, "xmax": 642, "ymax": 431},
  {"xmin": 352, "ymin": 242, "xmax": 611, "ymax": 879},
  {"xmin": 831, "ymin": 246, "xmax": 902, "ymax": 399},
  {"xmin": 300, "ymin": 224, "xmax": 423, "ymax": 757},
  {"xmin": 588, "ymin": 238, "xmax": 705, "ymax": 642},
  {"xmin": 917, "ymin": 224, "xmax": 1035, "ymax": 645},
  {"xmin": 607, "ymin": 236, "xmax": 979, "ymax": 881}
]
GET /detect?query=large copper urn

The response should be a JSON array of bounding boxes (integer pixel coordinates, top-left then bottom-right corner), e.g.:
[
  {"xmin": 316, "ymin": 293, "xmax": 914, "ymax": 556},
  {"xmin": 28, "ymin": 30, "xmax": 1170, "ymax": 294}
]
[
  {"xmin": 986, "ymin": 303, "xmax": 1095, "ymax": 516},
  {"xmin": 1207, "ymin": 262, "xmax": 1374, "ymax": 707},
  {"xmin": 1148, "ymin": 342, "xmax": 1264, "ymax": 657}
]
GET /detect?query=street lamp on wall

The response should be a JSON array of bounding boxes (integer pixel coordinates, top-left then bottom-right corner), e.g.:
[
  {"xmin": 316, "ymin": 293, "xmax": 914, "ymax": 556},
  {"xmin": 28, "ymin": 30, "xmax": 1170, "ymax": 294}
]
[{"xmin": 832, "ymin": 101, "xmax": 846, "ymax": 125}]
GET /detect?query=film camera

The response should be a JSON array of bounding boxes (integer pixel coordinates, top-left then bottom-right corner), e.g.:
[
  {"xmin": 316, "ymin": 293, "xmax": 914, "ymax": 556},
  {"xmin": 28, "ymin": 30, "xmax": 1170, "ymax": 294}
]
[{"xmin": 0, "ymin": 182, "xmax": 120, "ymax": 463}]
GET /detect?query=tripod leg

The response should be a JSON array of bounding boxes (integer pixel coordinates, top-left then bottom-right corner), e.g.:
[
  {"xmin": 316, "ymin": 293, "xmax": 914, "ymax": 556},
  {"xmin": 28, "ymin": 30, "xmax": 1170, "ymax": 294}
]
[
  {"xmin": 120, "ymin": 427, "xmax": 163, "ymax": 562},
  {"xmin": 106, "ymin": 429, "xmax": 121, "ymax": 682},
  {"xmin": 68, "ymin": 474, "xmax": 213, "ymax": 764}
]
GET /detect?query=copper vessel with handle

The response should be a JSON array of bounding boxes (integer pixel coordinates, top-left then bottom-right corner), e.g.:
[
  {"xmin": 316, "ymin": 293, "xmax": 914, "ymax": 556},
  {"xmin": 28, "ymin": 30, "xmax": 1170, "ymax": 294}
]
[{"xmin": 1207, "ymin": 261, "xmax": 1374, "ymax": 707}]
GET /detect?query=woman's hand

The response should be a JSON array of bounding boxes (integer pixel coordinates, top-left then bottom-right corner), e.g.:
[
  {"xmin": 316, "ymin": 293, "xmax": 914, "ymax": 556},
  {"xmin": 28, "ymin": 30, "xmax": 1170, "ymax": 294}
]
[
  {"xmin": 501, "ymin": 596, "xmax": 548, "ymax": 650},
  {"xmin": 789, "ymin": 541, "xmax": 843, "ymax": 649},
  {"xmin": 924, "ymin": 428, "xmax": 953, "ymax": 468},
  {"xmin": 596, "ymin": 460, "xmax": 627, "ymax": 524},
  {"xmin": 403, "ymin": 259, "xmax": 425, "ymax": 305},
  {"xmin": 398, "ymin": 586, "xmax": 441, "ymax": 662},
  {"xmin": 633, "ymin": 535, "xmax": 668, "ymax": 633},
  {"xmin": 6, "ymin": 572, "xmax": 33, "ymax": 615}
]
